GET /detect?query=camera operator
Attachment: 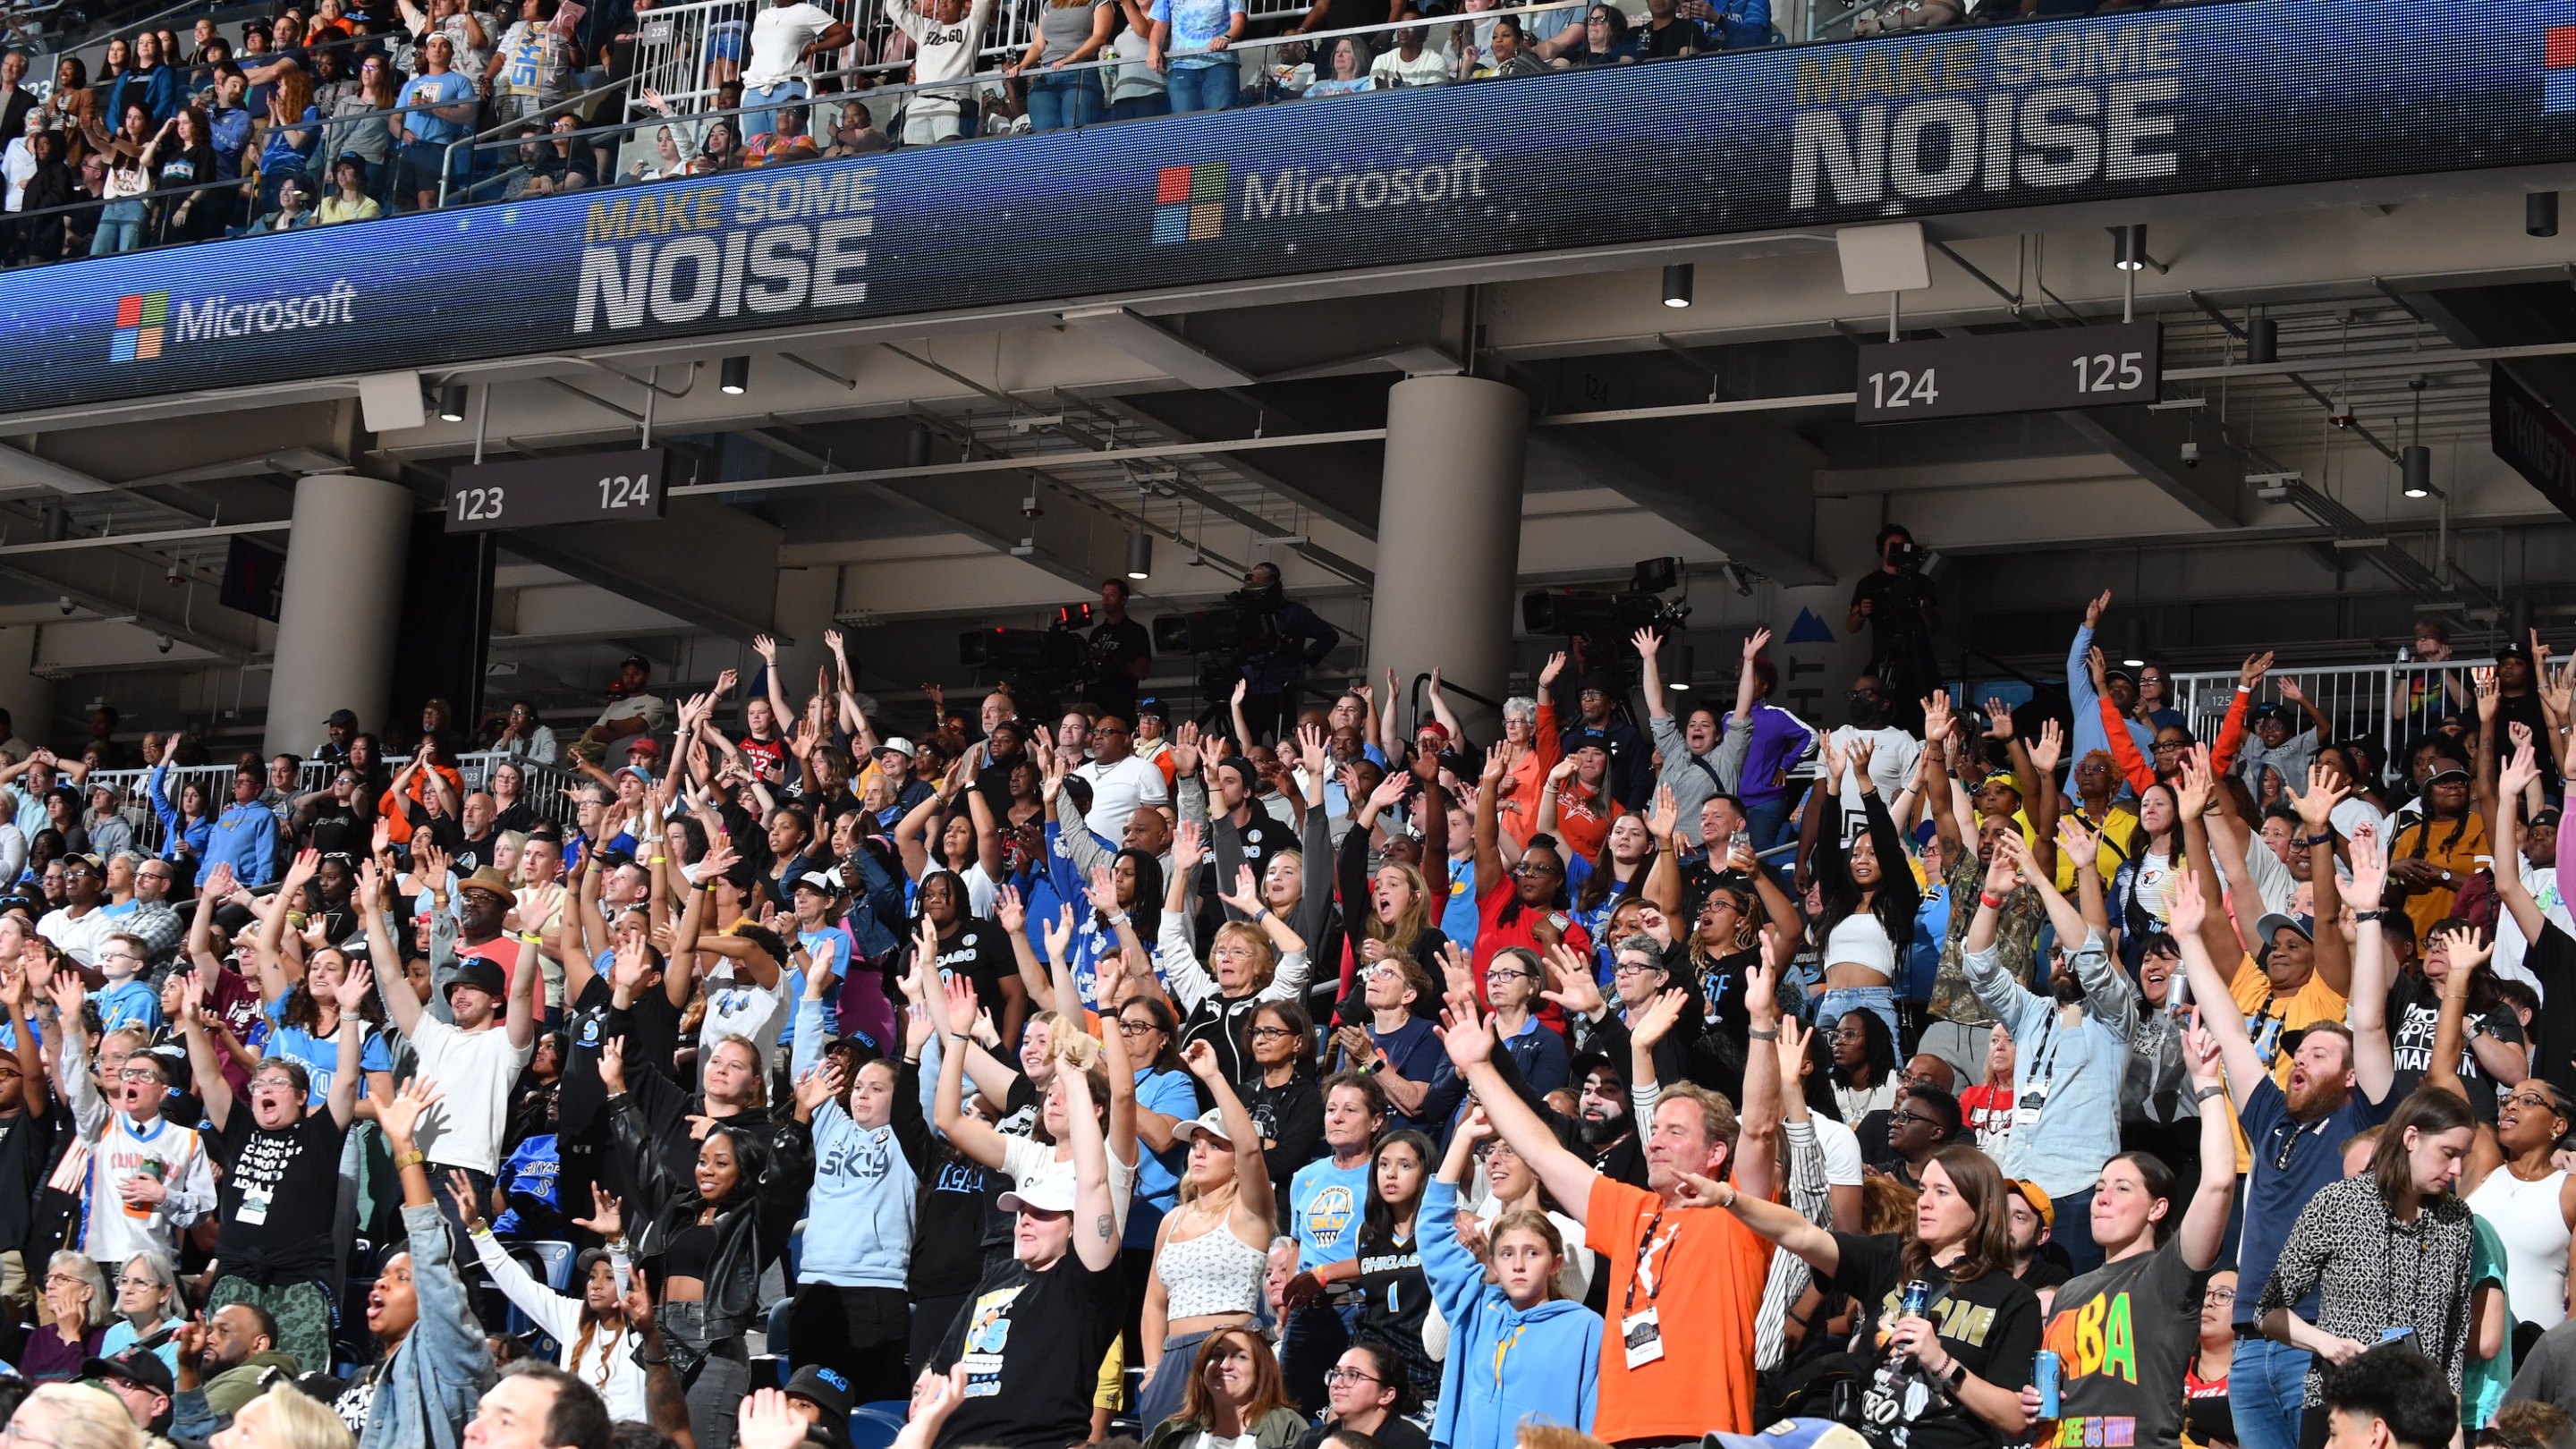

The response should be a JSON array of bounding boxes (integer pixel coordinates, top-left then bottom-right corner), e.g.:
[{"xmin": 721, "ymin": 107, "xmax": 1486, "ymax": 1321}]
[
  {"xmin": 1847, "ymin": 522, "xmax": 1941, "ymax": 724},
  {"xmin": 1231, "ymin": 562, "xmax": 1341, "ymax": 741},
  {"xmin": 1084, "ymin": 578, "xmax": 1153, "ymax": 725}
]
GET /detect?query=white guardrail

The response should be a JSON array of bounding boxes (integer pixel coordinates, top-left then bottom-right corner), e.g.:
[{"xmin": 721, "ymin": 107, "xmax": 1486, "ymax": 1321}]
[
  {"xmin": 68, "ymin": 750, "xmax": 589, "ymax": 856},
  {"xmin": 2165, "ymin": 657, "xmax": 2495, "ymax": 762}
]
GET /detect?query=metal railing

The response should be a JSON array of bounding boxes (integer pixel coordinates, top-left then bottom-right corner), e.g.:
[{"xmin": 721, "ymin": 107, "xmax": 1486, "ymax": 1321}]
[
  {"xmin": 72, "ymin": 748, "xmax": 586, "ymax": 856},
  {"xmin": 2164, "ymin": 657, "xmax": 2495, "ymax": 767}
]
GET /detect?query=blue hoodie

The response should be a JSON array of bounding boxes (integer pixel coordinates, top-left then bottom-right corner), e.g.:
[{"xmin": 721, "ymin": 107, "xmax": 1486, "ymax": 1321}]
[
  {"xmin": 1421, "ymin": 1182, "xmax": 1602, "ymax": 1449},
  {"xmin": 791, "ymin": 996, "xmax": 929, "ymax": 1288}
]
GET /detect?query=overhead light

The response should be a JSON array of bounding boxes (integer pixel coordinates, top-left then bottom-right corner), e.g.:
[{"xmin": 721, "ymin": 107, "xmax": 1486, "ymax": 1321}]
[
  {"xmin": 2247, "ymin": 316, "xmax": 2278, "ymax": 365},
  {"xmin": 2120, "ymin": 619, "xmax": 2145, "ymax": 669},
  {"xmin": 1665, "ymin": 644, "xmax": 1695, "ymax": 692},
  {"xmin": 1124, "ymin": 530, "xmax": 1152, "ymax": 580},
  {"xmin": 2531, "ymin": 192, "xmax": 2560, "ymax": 239},
  {"xmin": 1661, "ymin": 263, "xmax": 1693, "ymax": 309},
  {"xmin": 435, "ymin": 381, "xmax": 467, "ymax": 423},
  {"xmin": 719, "ymin": 356, "xmax": 750, "ymax": 394},
  {"xmin": 2402, "ymin": 444, "xmax": 2437, "ymax": 499},
  {"xmin": 2113, "ymin": 224, "xmax": 2149, "ymax": 272}
]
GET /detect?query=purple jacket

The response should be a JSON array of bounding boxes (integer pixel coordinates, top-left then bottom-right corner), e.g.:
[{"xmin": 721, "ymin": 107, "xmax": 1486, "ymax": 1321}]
[{"xmin": 1728, "ymin": 703, "xmax": 1814, "ymax": 809}]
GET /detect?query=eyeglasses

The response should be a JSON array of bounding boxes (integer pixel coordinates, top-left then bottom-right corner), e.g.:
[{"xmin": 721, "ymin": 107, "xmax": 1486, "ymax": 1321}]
[
  {"xmin": 115, "ymin": 1275, "xmax": 158, "ymax": 1289},
  {"xmin": 42, "ymin": 1273, "xmax": 82, "ymax": 1287},
  {"xmin": 1116, "ymin": 1020, "xmax": 1158, "ymax": 1036},
  {"xmin": 1510, "ymin": 860, "xmax": 1562, "ymax": 877},
  {"xmin": 1249, "ymin": 1026, "xmax": 1297, "ymax": 1040},
  {"xmin": 249, "ymin": 1074, "xmax": 300, "ymax": 1093},
  {"xmin": 1484, "ymin": 968, "xmax": 1532, "ymax": 984},
  {"xmin": 1611, "ymin": 959, "xmax": 1659, "ymax": 977},
  {"xmin": 2204, "ymin": 1286, "xmax": 2237, "ymax": 1304},
  {"xmin": 114, "ymin": 1069, "xmax": 161, "ymax": 1084},
  {"xmin": 1888, "ymin": 1110, "xmax": 1935, "ymax": 1128},
  {"xmin": 1323, "ymin": 1368, "xmax": 1382, "ymax": 1387},
  {"xmin": 2151, "ymin": 741, "xmax": 2189, "ymax": 754},
  {"xmin": 2504, "ymin": 1090, "xmax": 2562, "ymax": 1114}
]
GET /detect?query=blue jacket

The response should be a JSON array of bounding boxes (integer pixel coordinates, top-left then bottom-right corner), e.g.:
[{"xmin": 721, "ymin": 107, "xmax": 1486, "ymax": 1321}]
[
  {"xmin": 144, "ymin": 763, "xmax": 213, "ymax": 874},
  {"xmin": 360, "ymin": 1202, "xmax": 494, "ymax": 1449},
  {"xmin": 1421, "ymin": 1182, "xmax": 1601, "ymax": 1449}
]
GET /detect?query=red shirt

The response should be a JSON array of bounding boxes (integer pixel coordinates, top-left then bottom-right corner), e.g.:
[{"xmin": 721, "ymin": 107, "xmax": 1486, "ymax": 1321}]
[{"xmin": 1470, "ymin": 877, "xmax": 1590, "ymax": 1028}]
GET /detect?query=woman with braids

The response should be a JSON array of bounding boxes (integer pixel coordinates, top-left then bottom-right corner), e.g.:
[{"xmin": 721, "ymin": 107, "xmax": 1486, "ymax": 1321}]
[
  {"xmin": 1826, "ymin": 1006, "xmax": 1900, "ymax": 1127},
  {"xmin": 2387, "ymin": 752, "xmax": 2487, "ymax": 947},
  {"xmin": 1809, "ymin": 732, "xmax": 1918, "ymax": 1040},
  {"xmin": 2429, "ymin": 925, "xmax": 2576, "ymax": 1335},
  {"xmin": 1709, "ymin": 1141, "xmax": 2040, "ymax": 1449},
  {"xmin": 456, "ymin": 1179, "xmax": 643, "ymax": 1419}
]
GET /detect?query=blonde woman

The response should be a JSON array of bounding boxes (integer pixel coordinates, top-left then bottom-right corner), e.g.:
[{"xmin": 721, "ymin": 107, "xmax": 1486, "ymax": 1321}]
[
  {"xmin": 28, "ymin": 1250, "xmax": 109, "ymax": 1381},
  {"xmin": 1137, "ymin": 1042, "xmax": 1275, "ymax": 1428},
  {"xmin": 212, "ymin": 1381, "xmax": 355, "ymax": 1449},
  {"xmin": 15, "ymin": 1383, "xmax": 143, "ymax": 1449}
]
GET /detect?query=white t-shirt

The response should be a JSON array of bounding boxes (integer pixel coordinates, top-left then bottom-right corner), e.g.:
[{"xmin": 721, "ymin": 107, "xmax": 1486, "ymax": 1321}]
[
  {"xmin": 1077, "ymin": 755, "xmax": 1169, "ymax": 845},
  {"xmin": 699, "ymin": 964, "xmax": 790, "ymax": 1063},
  {"xmin": 410, "ymin": 1018, "xmax": 537, "ymax": 1175},
  {"xmin": 1000, "ymin": 1130, "xmax": 1139, "ymax": 1233},
  {"xmin": 38, "ymin": 905, "xmax": 116, "ymax": 968},
  {"xmin": 1813, "ymin": 1114, "xmax": 1866, "ymax": 1187},
  {"xmin": 1368, "ymin": 46, "xmax": 1450, "ymax": 88},
  {"xmin": 743, "ymin": 1, "xmax": 838, "ymax": 88},
  {"xmin": 2496, "ymin": 857, "xmax": 2570, "ymax": 995},
  {"xmin": 1830, "ymin": 726, "xmax": 1922, "ymax": 841}
]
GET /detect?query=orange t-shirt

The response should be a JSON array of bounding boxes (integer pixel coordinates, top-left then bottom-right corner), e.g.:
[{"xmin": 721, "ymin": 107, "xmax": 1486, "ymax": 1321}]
[{"xmin": 1584, "ymin": 1175, "xmax": 1774, "ymax": 1443}]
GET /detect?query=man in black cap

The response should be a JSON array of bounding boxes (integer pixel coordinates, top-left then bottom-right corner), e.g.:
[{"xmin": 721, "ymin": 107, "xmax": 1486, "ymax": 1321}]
[
  {"xmin": 783, "ymin": 1363, "xmax": 855, "ymax": 1447},
  {"xmin": 1551, "ymin": 667, "xmax": 1649, "ymax": 812},
  {"xmin": 88, "ymin": 1345, "xmax": 176, "ymax": 1436},
  {"xmin": 369, "ymin": 900, "xmax": 541, "ymax": 1250},
  {"xmin": 312, "ymin": 709, "xmax": 359, "ymax": 765}
]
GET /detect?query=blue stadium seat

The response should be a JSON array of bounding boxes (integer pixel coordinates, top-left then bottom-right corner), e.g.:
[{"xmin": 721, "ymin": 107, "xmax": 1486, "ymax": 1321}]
[{"xmin": 849, "ymin": 1404, "xmax": 910, "ymax": 1449}]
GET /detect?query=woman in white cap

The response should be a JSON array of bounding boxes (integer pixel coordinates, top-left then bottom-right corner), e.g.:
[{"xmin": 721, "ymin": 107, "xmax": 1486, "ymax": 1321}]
[{"xmin": 1137, "ymin": 1039, "xmax": 1275, "ymax": 1428}]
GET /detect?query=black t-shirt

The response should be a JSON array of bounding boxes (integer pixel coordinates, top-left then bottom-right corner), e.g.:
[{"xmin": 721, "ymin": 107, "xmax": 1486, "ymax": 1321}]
[
  {"xmin": 305, "ymin": 802, "xmax": 364, "ymax": 859},
  {"xmin": 563, "ymin": 974, "xmax": 683, "ymax": 1140},
  {"xmin": 2528, "ymin": 925, "xmax": 2576, "ymax": 1108},
  {"xmin": 1850, "ymin": 568, "xmax": 1938, "ymax": 657},
  {"xmin": 932, "ymin": 1249, "xmax": 1127, "ymax": 1449},
  {"xmin": 2018, "ymin": 1257, "xmax": 2071, "ymax": 1294},
  {"xmin": 1084, "ymin": 618, "xmax": 1151, "ymax": 724},
  {"xmin": 2040, "ymin": 1238, "xmax": 2207, "ymax": 1449},
  {"xmin": 211, "ymin": 1108, "xmax": 351, "ymax": 1284},
  {"xmin": 455, "ymin": 828, "xmax": 502, "ymax": 876},
  {"xmin": 1292, "ymin": 1419, "xmax": 1431, "ymax": 1449},
  {"xmin": 1822, "ymin": 1232, "xmax": 2042, "ymax": 1449},
  {"xmin": 933, "ymin": 920, "xmax": 1015, "ymax": 1032},
  {"xmin": 2386, "ymin": 973, "xmax": 2522, "ymax": 1123},
  {"xmin": 1230, "ymin": 809, "xmax": 1295, "ymax": 877},
  {"xmin": 1640, "ymin": 15, "xmax": 1699, "ymax": 55},
  {"xmin": 0, "ymin": 1108, "xmax": 62, "ymax": 1256},
  {"xmin": 1241, "ymin": 1073, "xmax": 1323, "ymax": 1226}
]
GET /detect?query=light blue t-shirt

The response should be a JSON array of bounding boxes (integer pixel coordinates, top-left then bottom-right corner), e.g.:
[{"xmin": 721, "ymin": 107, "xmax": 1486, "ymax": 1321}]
[
  {"xmin": 260, "ymin": 996, "xmax": 394, "ymax": 1106},
  {"xmin": 99, "ymin": 1319, "xmax": 180, "ymax": 1377},
  {"xmin": 778, "ymin": 926, "xmax": 852, "ymax": 1047},
  {"xmin": 397, "ymin": 71, "xmax": 475, "ymax": 145},
  {"xmin": 1150, "ymin": 0, "xmax": 1247, "ymax": 62},
  {"xmin": 1290, "ymin": 1157, "xmax": 1369, "ymax": 1270},
  {"xmin": 1129, "ymin": 1067, "xmax": 1199, "ymax": 1248}
]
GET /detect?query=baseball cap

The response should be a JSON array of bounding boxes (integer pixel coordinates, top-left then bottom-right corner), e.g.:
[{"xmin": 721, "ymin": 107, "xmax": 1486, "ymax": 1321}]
[
  {"xmin": 444, "ymin": 958, "xmax": 507, "ymax": 1003},
  {"xmin": 784, "ymin": 1363, "xmax": 855, "ymax": 1422},
  {"xmin": 1704, "ymin": 1420, "xmax": 1874, "ymax": 1449},
  {"xmin": 2423, "ymin": 764, "xmax": 2470, "ymax": 787},
  {"xmin": 1136, "ymin": 698, "xmax": 1167, "ymax": 721},
  {"xmin": 2255, "ymin": 911, "xmax": 2314, "ymax": 963},
  {"xmin": 1571, "ymin": 728, "xmax": 1611, "ymax": 752},
  {"xmin": 2004, "ymin": 1178, "xmax": 2055, "ymax": 1230},
  {"xmin": 791, "ymin": 869, "xmax": 840, "ymax": 896},
  {"xmin": 1417, "ymin": 721, "xmax": 1451, "ymax": 743},
  {"xmin": 624, "ymin": 737, "xmax": 661, "ymax": 759},
  {"xmin": 614, "ymin": 764, "xmax": 655, "ymax": 784},
  {"xmin": 998, "ymin": 1176, "xmax": 1077, "ymax": 1215},
  {"xmin": 84, "ymin": 1349, "xmax": 174, "ymax": 1400},
  {"xmin": 876, "ymin": 736, "xmax": 916, "ymax": 761},
  {"xmin": 325, "ymin": 708, "xmax": 359, "ymax": 728},
  {"xmin": 1170, "ymin": 1108, "xmax": 1235, "ymax": 1147}
]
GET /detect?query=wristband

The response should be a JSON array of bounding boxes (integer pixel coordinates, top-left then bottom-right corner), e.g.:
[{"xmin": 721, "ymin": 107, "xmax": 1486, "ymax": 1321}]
[
  {"xmin": 1748, "ymin": 1027, "xmax": 1778, "ymax": 1041},
  {"xmin": 2302, "ymin": 833, "xmax": 2334, "ymax": 848},
  {"xmin": 650, "ymin": 855, "xmax": 667, "ymax": 865},
  {"xmin": 2194, "ymin": 1083, "xmax": 2227, "ymax": 1103},
  {"xmin": 394, "ymin": 1149, "xmax": 425, "ymax": 1169},
  {"xmin": 2352, "ymin": 910, "xmax": 2384, "ymax": 923},
  {"xmin": 518, "ymin": 931, "xmax": 543, "ymax": 945},
  {"xmin": 2236, "ymin": 684, "xmax": 2252, "ymax": 694},
  {"xmin": 1978, "ymin": 893, "xmax": 2004, "ymax": 910}
]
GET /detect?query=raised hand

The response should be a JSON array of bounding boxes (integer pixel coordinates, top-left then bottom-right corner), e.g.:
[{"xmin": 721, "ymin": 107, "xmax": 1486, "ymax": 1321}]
[
  {"xmin": 2029, "ymin": 719, "xmax": 2063, "ymax": 775},
  {"xmin": 1741, "ymin": 629, "xmax": 1771, "ymax": 663},
  {"xmin": 2239, "ymin": 650, "xmax": 2275, "ymax": 691},
  {"xmin": 2275, "ymin": 675, "xmax": 2309, "ymax": 707},
  {"xmin": 2172, "ymin": 744, "xmax": 2214, "ymax": 816},
  {"xmin": 2435, "ymin": 925, "xmax": 2493, "ymax": 983},
  {"xmin": 1631, "ymin": 987, "xmax": 1688, "ymax": 1047},
  {"xmin": 1536, "ymin": 943, "xmax": 1605, "ymax": 1019},
  {"xmin": 2346, "ymin": 821, "xmax": 2386, "ymax": 906},
  {"xmin": 995, "ymin": 884, "xmax": 1025, "ymax": 935},
  {"xmin": 2083, "ymin": 589, "xmax": 2112, "ymax": 630},
  {"xmin": 1216, "ymin": 863, "xmax": 1264, "ymax": 917},
  {"xmin": 737, "ymin": 1389, "xmax": 809, "ymax": 1449},
  {"xmin": 1631, "ymin": 627, "xmax": 1660, "ymax": 660},
  {"xmin": 2476, "ymin": 665, "xmax": 2501, "ymax": 722},
  {"xmin": 2166, "ymin": 863, "xmax": 2207, "ymax": 936},
  {"xmin": 1775, "ymin": 1015, "xmax": 1812, "ymax": 1094},
  {"xmin": 1538, "ymin": 651, "xmax": 1567, "ymax": 689},
  {"xmin": 1171, "ymin": 819, "xmax": 1206, "ymax": 873},
  {"xmin": 1646, "ymin": 784, "xmax": 1680, "ymax": 843},
  {"xmin": 444, "ymin": 1168, "xmax": 487, "ymax": 1232},
  {"xmin": 570, "ymin": 1184, "xmax": 623, "ymax": 1241},
  {"xmin": 2295, "ymin": 763, "xmax": 2349, "ymax": 831},
  {"xmin": 752, "ymin": 633, "xmax": 778, "ymax": 665},
  {"xmin": 1981, "ymin": 698, "xmax": 2013, "ymax": 742},
  {"xmin": 1180, "ymin": 1038, "xmax": 1222, "ymax": 1081},
  {"xmin": 2501, "ymin": 741, "xmax": 2544, "ymax": 801},
  {"xmin": 377, "ymin": 1077, "xmax": 445, "ymax": 1147},
  {"xmin": 1044, "ymin": 906, "xmax": 1076, "ymax": 962},
  {"xmin": 1436, "ymin": 989, "xmax": 1496, "ymax": 1072},
  {"xmin": 2054, "ymin": 814, "xmax": 2100, "ymax": 869},
  {"xmin": 1921, "ymin": 689, "xmax": 1954, "ymax": 745},
  {"xmin": 1296, "ymin": 722, "xmax": 1328, "ymax": 777},
  {"xmin": 793, "ymin": 1059, "xmax": 848, "ymax": 1115},
  {"xmin": 331, "ymin": 961, "xmax": 375, "ymax": 1013}
]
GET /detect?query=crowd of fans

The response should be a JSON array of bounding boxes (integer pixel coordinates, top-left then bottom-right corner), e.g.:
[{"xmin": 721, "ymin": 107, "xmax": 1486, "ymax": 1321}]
[
  {"xmin": 0, "ymin": 557, "xmax": 2559, "ymax": 1449},
  {"xmin": 0, "ymin": 0, "xmax": 2200, "ymax": 263}
]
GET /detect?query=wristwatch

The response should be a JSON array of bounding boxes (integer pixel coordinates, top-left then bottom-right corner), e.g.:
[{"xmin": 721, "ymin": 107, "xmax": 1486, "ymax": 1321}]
[
  {"xmin": 2353, "ymin": 910, "xmax": 2384, "ymax": 924},
  {"xmin": 2195, "ymin": 1083, "xmax": 2227, "ymax": 1104}
]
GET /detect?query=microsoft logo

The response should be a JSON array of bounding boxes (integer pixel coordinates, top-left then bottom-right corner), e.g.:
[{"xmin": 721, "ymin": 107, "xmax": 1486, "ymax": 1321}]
[
  {"xmin": 111, "ymin": 292, "xmax": 168, "ymax": 361},
  {"xmin": 1153, "ymin": 163, "xmax": 1227, "ymax": 245}
]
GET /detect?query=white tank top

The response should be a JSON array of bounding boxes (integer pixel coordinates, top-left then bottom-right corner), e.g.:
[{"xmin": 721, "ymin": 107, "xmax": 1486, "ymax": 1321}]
[
  {"xmin": 2469, "ymin": 1166, "xmax": 2572, "ymax": 1329},
  {"xmin": 1824, "ymin": 911, "xmax": 1896, "ymax": 980}
]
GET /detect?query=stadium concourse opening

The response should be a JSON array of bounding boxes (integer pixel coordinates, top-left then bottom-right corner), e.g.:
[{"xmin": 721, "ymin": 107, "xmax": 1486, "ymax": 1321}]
[{"xmin": 0, "ymin": 2, "xmax": 2569, "ymax": 1449}]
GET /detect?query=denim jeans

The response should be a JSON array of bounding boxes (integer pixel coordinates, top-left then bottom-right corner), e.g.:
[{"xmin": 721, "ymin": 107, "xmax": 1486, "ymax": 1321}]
[
  {"xmin": 1816, "ymin": 984, "xmax": 1899, "ymax": 1041},
  {"xmin": 741, "ymin": 78, "xmax": 808, "ymax": 140},
  {"xmin": 2229, "ymin": 1335, "xmax": 2313, "ymax": 1449},
  {"xmin": 89, "ymin": 198, "xmax": 145, "ymax": 255},
  {"xmin": 1026, "ymin": 68, "xmax": 1103, "ymax": 131},
  {"xmin": 1109, "ymin": 91, "xmax": 1172, "ymax": 120},
  {"xmin": 1165, "ymin": 56, "xmax": 1238, "ymax": 113}
]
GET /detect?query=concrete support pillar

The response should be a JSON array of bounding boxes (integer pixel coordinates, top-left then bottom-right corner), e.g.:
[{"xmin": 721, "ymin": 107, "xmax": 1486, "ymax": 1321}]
[
  {"xmin": 263, "ymin": 474, "xmax": 412, "ymax": 757},
  {"xmin": 1366, "ymin": 376, "xmax": 1528, "ymax": 738},
  {"xmin": 0, "ymin": 629, "xmax": 55, "ymax": 752}
]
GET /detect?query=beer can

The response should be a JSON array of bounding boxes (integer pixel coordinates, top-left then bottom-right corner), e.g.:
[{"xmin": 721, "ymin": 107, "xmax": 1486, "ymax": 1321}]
[{"xmin": 2034, "ymin": 1351, "xmax": 2061, "ymax": 1418}]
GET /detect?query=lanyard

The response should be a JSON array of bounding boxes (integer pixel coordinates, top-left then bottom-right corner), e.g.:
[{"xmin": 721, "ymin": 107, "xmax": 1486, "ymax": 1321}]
[
  {"xmin": 2029, "ymin": 1013, "xmax": 2064, "ymax": 1088},
  {"xmin": 1623, "ymin": 1209, "xmax": 1672, "ymax": 1312}
]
